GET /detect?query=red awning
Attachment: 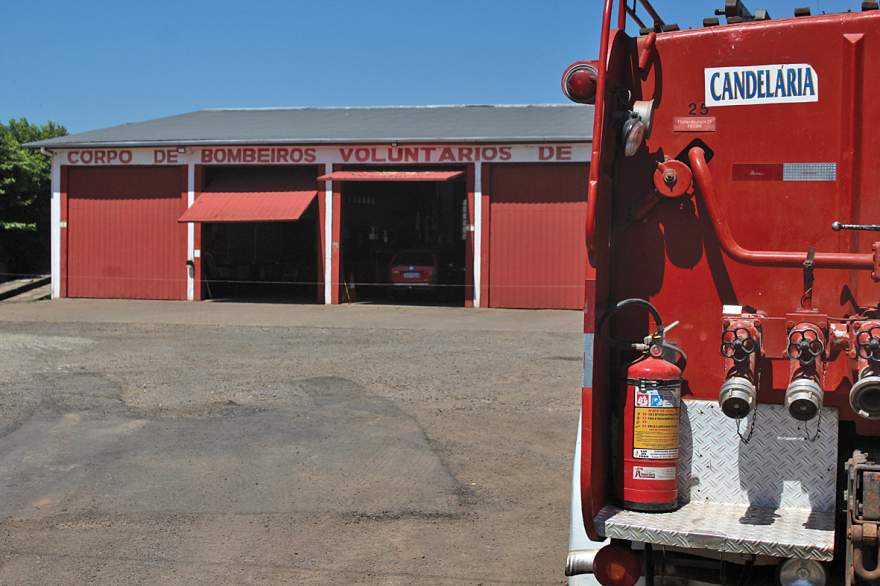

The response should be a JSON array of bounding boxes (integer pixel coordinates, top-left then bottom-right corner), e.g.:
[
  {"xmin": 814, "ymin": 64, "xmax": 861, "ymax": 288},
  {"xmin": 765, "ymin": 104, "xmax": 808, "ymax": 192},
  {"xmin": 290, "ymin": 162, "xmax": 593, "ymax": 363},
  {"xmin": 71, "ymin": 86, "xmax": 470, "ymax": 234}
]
[
  {"xmin": 316, "ymin": 170, "xmax": 464, "ymax": 182},
  {"xmin": 178, "ymin": 170, "xmax": 317, "ymax": 222},
  {"xmin": 178, "ymin": 191, "xmax": 316, "ymax": 222}
]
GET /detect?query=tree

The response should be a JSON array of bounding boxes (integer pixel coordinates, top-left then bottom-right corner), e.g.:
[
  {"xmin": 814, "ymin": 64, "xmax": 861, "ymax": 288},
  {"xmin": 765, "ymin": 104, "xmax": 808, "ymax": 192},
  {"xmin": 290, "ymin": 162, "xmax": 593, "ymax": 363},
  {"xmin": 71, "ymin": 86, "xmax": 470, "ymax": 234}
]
[{"xmin": 0, "ymin": 118, "xmax": 67, "ymax": 278}]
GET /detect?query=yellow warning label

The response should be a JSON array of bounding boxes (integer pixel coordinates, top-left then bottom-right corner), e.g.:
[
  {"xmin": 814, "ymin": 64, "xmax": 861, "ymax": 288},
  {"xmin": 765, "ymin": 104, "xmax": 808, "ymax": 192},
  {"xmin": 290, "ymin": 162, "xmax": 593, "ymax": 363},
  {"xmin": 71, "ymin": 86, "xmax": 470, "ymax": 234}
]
[{"xmin": 633, "ymin": 407, "xmax": 680, "ymax": 450}]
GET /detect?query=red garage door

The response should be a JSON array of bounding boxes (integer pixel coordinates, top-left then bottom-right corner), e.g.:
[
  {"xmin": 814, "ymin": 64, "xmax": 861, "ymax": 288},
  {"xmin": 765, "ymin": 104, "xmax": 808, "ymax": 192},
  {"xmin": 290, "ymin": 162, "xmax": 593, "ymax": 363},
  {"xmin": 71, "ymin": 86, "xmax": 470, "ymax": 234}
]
[
  {"xmin": 65, "ymin": 166, "xmax": 187, "ymax": 300},
  {"xmin": 488, "ymin": 164, "xmax": 587, "ymax": 310}
]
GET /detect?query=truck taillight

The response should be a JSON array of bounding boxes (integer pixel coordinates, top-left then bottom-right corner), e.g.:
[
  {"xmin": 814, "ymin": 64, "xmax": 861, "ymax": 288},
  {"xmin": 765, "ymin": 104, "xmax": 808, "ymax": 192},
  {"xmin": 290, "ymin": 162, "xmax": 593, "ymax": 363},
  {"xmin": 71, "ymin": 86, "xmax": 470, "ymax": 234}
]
[
  {"xmin": 561, "ymin": 61, "xmax": 598, "ymax": 104},
  {"xmin": 593, "ymin": 543, "xmax": 642, "ymax": 586}
]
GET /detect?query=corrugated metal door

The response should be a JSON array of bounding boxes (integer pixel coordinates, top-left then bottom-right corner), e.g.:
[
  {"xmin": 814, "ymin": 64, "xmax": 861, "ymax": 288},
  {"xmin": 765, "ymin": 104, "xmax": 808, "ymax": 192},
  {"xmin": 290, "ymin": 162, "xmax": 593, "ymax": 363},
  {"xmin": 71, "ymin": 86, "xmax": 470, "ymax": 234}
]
[
  {"xmin": 488, "ymin": 164, "xmax": 587, "ymax": 310},
  {"xmin": 66, "ymin": 166, "xmax": 187, "ymax": 300}
]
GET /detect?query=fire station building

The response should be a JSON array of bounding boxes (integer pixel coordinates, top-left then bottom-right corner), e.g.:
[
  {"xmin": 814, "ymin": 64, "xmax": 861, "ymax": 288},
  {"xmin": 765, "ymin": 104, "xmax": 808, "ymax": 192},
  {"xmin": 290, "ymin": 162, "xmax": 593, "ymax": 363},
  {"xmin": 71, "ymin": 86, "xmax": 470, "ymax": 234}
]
[{"xmin": 28, "ymin": 104, "xmax": 593, "ymax": 310}]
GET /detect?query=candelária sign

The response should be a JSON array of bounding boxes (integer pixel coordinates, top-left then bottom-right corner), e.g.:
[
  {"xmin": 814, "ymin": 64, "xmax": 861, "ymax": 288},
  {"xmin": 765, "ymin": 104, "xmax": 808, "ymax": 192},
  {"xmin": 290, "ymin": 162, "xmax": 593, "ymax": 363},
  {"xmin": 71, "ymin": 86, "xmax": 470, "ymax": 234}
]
[{"xmin": 704, "ymin": 63, "xmax": 818, "ymax": 107}]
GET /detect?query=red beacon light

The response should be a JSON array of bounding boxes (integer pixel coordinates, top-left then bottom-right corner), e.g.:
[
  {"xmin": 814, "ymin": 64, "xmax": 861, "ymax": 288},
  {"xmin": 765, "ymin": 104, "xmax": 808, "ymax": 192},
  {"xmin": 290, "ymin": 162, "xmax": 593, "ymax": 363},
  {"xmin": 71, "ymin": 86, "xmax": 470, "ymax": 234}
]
[
  {"xmin": 593, "ymin": 543, "xmax": 643, "ymax": 586},
  {"xmin": 561, "ymin": 60, "xmax": 599, "ymax": 104}
]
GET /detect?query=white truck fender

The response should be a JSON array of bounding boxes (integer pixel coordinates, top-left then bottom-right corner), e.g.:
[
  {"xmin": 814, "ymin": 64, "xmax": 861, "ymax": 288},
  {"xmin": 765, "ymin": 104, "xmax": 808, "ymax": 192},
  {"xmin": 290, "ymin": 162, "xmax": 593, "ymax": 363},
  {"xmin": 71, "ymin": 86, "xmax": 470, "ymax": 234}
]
[{"xmin": 567, "ymin": 409, "xmax": 606, "ymax": 585}]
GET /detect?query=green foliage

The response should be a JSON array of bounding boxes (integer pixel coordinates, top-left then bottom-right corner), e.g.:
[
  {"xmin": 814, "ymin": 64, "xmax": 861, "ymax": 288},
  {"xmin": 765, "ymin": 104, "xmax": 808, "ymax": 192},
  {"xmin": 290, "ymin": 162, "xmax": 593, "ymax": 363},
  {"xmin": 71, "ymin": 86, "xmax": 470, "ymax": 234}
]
[
  {"xmin": 0, "ymin": 118, "xmax": 67, "ymax": 217},
  {"xmin": 0, "ymin": 118, "xmax": 67, "ymax": 275}
]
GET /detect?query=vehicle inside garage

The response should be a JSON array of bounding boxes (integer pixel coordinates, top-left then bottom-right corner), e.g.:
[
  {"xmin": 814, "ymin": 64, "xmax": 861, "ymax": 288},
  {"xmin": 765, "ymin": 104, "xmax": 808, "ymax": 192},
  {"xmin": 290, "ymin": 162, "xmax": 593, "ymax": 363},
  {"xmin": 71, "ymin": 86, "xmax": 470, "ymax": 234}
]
[
  {"xmin": 190, "ymin": 166, "xmax": 319, "ymax": 301},
  {"xmin": 337, "ymin": 171, "xmax": 467, "ymax": 305}
]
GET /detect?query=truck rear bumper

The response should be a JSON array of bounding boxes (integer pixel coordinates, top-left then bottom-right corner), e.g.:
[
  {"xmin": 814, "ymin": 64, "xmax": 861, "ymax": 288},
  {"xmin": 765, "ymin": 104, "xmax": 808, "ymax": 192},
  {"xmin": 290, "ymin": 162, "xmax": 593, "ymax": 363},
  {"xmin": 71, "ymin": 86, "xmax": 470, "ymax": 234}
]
[{"xmin": 596, "ymin": 501, "xmax": 835, "ymax": 561}]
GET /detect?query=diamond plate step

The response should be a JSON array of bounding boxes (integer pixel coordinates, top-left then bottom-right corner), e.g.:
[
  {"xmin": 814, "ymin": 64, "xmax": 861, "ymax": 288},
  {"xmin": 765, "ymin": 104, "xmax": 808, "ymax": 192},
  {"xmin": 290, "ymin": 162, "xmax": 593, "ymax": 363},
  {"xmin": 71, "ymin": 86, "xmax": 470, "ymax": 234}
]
[
  {"xmin": 679, "ymin": 400, "xmax": 838, "ymax": 511},
  {"xmin": 596, "ymin": 502, "xmax": 835, "ymax": 561},
  {"xmin": 593, "ymin": 400, "xmax": 839, "ymax": 561}
]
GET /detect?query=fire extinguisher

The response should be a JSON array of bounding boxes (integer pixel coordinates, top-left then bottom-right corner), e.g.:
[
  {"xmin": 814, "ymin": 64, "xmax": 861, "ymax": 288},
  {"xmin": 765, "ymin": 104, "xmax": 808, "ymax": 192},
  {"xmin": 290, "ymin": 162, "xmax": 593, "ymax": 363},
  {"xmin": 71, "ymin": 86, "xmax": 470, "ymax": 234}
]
[{"xmin": 599, "ymin": 299, "xmax": 686, "ymax": 513}]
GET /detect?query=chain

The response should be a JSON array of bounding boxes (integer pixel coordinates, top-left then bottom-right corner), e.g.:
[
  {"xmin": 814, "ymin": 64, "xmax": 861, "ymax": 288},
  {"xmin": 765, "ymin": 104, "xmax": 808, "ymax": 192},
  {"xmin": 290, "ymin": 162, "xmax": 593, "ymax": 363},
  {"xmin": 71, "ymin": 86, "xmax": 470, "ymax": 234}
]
[
  {"xmin": 801, "ymin": 408, "xmax": 822, "ymax": 442},
  {"xmin": 736, "ymin": 402, "xmax": 758, "ymax": 444}
]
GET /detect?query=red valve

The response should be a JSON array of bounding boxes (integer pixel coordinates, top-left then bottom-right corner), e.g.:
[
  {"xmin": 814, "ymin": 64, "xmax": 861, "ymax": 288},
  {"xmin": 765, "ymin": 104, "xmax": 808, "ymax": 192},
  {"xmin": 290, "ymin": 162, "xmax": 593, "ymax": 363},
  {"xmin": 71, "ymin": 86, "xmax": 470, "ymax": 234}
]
[{"xmin": 653, "ymin": 159, "xmax": 693, "ymax": 198}]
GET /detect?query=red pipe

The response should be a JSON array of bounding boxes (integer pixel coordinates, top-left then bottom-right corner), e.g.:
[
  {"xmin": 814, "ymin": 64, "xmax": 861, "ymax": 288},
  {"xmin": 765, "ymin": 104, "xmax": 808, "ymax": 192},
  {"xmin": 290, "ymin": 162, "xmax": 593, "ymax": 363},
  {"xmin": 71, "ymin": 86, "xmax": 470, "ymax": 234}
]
[
  {"xmin": 585, "ymin": 0, "xmax": 616, "ymax": 252},
  {"xmin": 688, "ymin": 147, "xmax": 875, "ymax": 272},
  {"xmin": 638, "ymin": 32, "xmax": 657, "ymax": 70}
]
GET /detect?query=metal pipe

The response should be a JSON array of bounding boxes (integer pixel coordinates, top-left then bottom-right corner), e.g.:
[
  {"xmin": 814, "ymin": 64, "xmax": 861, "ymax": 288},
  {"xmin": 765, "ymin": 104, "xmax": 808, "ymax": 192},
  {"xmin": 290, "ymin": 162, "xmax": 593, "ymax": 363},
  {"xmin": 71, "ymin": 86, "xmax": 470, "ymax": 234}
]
[
  {"xmin": 833, "ymin": 221, "xmax": 880, "ymax": 232},
  {"xmin": 637, "ymin": 0, "xmax": 665, "ymax": 27},
  {"xmin": 565, "ymin": 549, "xmax": 598, "ymax": 576},
  {"xmin": 688, "ymin": 147, "xmax": 875, "ymax": 271},
  {"xmin": 585, "ymin": 0, "xmax": 615, "ymax": 253},
  {"xmin": 625, "ymin": 4, "xmax": 647, "ymax": 29},
  {"xmin": 621, "ymin": 0, "xmax": 664, "ymax": 32}
]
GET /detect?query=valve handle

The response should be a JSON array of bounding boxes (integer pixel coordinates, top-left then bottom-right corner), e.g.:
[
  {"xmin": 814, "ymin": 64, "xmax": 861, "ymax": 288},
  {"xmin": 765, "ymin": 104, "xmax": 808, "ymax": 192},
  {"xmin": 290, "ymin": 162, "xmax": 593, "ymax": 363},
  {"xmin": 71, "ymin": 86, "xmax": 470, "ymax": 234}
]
[
  {"xmin": 787, "ymin": 328, "xmax": 825, "ymax": 364},
  {"xmin": 721, "ymin": 327, "xmax": 757, "ymax": 363},
  {"xmin": 855, "ymin": 326, "xmax": 880, "ymax": 363}
]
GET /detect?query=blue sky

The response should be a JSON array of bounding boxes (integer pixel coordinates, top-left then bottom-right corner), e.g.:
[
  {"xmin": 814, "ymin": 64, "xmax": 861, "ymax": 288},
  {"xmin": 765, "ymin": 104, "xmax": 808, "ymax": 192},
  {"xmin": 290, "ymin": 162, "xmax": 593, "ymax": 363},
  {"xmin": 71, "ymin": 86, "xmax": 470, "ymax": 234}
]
[{"xmin": 1, "ymin": 0, "xmax": 860, "ymax": 133}]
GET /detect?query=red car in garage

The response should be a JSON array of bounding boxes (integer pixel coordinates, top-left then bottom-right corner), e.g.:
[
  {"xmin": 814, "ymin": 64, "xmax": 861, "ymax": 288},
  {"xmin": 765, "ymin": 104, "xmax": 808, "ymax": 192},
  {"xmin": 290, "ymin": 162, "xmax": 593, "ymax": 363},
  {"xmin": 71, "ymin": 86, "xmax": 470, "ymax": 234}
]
[
  {"xmin": 389, "ymin": 250, "xmax": 438, "ymax": 288},
  {"xmin": 388, "ymin": 249, "xmax": 463, "ymax": 300}
]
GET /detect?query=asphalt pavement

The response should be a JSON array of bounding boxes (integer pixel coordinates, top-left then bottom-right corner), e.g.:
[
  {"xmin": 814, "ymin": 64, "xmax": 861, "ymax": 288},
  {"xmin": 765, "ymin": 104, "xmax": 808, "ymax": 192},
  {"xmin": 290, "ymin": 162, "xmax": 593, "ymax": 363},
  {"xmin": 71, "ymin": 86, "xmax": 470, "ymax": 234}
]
[{"xmin": 0, "ymin": 300, "xmax": 583, "ymax": 585}]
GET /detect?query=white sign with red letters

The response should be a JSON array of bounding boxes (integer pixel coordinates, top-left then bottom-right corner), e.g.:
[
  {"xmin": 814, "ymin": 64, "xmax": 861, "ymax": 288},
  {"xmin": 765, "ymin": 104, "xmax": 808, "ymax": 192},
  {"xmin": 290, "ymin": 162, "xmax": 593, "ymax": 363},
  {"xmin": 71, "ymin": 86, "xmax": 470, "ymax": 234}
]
[{"xmin": 59, "ymin": 143, "xmax": 589, "ymax": 166}]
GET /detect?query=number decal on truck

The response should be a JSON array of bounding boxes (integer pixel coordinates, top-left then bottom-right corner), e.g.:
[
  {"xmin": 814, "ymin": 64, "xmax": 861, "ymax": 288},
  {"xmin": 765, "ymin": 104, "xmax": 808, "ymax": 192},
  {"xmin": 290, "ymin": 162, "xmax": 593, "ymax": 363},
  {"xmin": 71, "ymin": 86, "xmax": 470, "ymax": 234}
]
[{"xmin": 687, "ymin": 102, "xmax": 710, "ymax": 116}]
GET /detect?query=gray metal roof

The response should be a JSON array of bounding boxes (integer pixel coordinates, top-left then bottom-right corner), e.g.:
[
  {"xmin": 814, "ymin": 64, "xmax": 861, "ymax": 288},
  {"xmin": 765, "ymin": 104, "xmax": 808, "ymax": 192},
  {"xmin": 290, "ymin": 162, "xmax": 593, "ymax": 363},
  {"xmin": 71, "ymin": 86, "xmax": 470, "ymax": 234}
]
[{"xmin": 26, "ymin": 104, "xmax": 593, "ymax": 149}]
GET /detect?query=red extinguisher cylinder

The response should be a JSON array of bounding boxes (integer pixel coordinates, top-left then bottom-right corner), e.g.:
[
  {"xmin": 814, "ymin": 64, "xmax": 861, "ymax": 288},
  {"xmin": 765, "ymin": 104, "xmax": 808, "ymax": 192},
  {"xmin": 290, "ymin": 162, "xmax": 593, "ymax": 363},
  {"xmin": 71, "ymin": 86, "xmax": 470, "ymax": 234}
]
[{"xmin": 620, "ymin": 356, "xmax": 682, "ymax": 512}]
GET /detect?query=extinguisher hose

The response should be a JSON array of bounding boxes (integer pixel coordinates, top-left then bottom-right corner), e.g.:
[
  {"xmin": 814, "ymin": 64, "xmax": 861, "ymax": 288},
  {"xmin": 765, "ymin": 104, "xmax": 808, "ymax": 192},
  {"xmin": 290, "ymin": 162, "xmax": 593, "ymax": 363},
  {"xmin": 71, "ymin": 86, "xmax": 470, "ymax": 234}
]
[
  {"xmin": 596, "ymin": 298, "xmax": 664, "ymax": 335},
  {"xmin": 661, "ymin": 340, "xmax": 688, "ymax": 373},
  {"xmin": 596, "ymin": 298, "xmax": 687, "ymax": 371}
]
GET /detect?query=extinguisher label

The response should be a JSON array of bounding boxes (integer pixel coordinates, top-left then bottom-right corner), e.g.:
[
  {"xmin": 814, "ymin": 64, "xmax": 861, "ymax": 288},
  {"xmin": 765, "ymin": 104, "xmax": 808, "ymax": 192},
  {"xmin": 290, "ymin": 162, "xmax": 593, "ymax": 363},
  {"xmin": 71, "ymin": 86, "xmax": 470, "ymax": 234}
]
[
  {"xmin": 634, "ymin": 447, "xmax": 677, "ymax": 459},
  {"xmin": 632, "ymin": 466, "xmax": 676, "ymax": 481},
  {"xmin": 634, "ymin": 389, "xmax": 676, "ymax": 408},
  {"xmin": 632, "ymin": 381, "xmax": 680, "ymax": 460}
]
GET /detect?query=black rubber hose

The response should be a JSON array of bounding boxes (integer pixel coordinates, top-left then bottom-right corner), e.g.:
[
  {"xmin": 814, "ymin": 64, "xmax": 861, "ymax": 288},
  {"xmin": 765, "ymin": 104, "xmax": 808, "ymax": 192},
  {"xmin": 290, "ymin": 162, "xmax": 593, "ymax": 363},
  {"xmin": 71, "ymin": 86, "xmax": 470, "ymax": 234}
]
[
  {"xmin": 662, "ymin": 340, "xmax": 688, "ymax": 373},
  {"xmin": 595, "ymin": 297, "xmax": 664, "ymax": 336}
]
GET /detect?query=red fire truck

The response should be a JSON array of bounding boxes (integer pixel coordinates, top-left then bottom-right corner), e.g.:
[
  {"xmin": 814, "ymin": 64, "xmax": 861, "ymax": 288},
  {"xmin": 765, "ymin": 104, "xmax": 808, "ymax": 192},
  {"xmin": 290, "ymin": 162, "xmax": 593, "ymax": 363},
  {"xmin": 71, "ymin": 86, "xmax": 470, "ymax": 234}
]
[{"xmin": 563, "ymin": 2, "xmax": 880, "ymax": 584}]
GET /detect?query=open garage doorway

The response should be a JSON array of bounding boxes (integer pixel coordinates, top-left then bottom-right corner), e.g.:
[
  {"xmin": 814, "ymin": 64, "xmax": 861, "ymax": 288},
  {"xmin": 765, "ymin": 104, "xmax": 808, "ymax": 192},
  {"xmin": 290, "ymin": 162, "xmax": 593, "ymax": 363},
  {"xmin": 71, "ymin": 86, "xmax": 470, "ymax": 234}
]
[
  {"xmin": 336, "ymin": 170, "xmax": 467, "ymax": 306},
  {"xmin": 182, "ymin": 166, "xmax": 319, "ymax": 302}
]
